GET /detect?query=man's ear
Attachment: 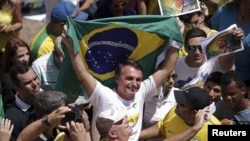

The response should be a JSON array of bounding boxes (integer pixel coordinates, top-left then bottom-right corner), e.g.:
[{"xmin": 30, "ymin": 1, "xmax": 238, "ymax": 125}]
[{"xmin": 108, "ymin": 130, "xmax": 118, "ymax": 139}]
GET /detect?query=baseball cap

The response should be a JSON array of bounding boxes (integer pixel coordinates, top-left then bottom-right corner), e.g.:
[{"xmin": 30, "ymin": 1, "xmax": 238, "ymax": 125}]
[
  {"xmin": 51, "ymin": 1, "xmax": 88, "ymax": 22},
  {"xmin": 96, "ymin": 107, "xmax": 127, "ymax": 136},
  {"xmin": 174, "ymin": 87, "xmax": 210, "ymax": 110}
]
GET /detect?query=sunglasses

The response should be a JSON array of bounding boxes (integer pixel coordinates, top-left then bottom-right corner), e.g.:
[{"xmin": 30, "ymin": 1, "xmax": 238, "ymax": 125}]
[
  {"xmin": 187, "ymin": 45, "xmax": 202, "ymax": 53},
  {"xmin": 167, "ymin": 74, "xmax": 177, "ymax": 81}
]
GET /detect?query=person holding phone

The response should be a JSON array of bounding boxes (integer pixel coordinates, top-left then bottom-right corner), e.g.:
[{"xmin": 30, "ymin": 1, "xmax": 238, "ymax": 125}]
[{"xmin": 17, "ymin": 90, "xmax": 91, "ymax": 141}]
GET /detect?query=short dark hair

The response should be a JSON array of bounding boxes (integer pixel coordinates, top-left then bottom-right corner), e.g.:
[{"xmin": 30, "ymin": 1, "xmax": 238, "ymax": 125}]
[
  {"xmin": 9, "ymin": 64, "xmax": 31, "ymax": 87},
  {"xmin": 205, "ymin": 71, "xmax": 223, "ymax": 85},
  {"xmin": 115, "ymin": 59, "xmax": 143, "ymax": 77},
  {"xmin": 220, "ymin": 70, "xmax": 245, "ymax": 88},
  {"xmin": 184, "ymin": 28, "xmax": 207, "ymax": 46},
  {"xmin": 34, "ymin": 90, "xmax": 67, "ymax": 118}
]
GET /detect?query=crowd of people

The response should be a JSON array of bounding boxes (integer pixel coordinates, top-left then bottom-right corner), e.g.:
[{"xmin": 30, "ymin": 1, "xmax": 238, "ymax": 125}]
[{"xmin": 0, "ymin": 0, "xmax": 249, "ymax": 141}]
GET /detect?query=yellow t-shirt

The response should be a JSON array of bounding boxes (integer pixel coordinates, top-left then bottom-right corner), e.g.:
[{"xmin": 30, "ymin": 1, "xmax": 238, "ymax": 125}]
[
  {"xmin": 0, "ymin": 10, "xmax": 13, "ymax": 53},
  {"xmin": 158, "ymin": 106, "xmax": 221, "ymax": 141}
]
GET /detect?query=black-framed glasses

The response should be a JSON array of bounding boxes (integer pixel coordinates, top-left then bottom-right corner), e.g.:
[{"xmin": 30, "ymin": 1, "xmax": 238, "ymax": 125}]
[
  {"xmin": 187, "ymin": 45, "xmax": 202, "ymax": 53},
  {"xmin": 167, "ymin": 74, "xmax": 177, "ymax": 81}
]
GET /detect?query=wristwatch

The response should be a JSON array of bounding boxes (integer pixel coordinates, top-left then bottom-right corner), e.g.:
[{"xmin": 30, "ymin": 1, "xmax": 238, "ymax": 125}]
[{"xmin": 42, "ymin": 115, "xmax": 52, "ymax": 126}]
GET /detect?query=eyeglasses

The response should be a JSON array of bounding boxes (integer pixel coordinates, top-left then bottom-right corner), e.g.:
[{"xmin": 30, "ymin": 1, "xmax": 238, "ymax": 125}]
[
  {"xmin": 187, "ymin": 45, "xmax": 202, "ymax": 53},
  {"xmin": 167, "ymin": 74, "xmax": 177, "ymax": 81}
]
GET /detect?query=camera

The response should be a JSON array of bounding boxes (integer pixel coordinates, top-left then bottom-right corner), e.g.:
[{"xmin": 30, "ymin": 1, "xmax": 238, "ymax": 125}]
[{"xmin": 61, "ymin": 106, "xmax": 84, "ymax": 126}]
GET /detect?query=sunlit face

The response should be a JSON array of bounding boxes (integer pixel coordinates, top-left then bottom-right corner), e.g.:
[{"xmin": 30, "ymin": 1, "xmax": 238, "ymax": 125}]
[
  {"xmin": 185, "ymin": 37, "xmax": 205, "ymax": 67},
  {"xmin": 112, "ymin": 118, "xmax": 132, "ymax": 141},
  {"xmin": 221, "ymin": 81, "xmax": 245, "ymax": 111},
  {"xmin": 116, "ymin": 65, "xmax": 142, "ymax": 100},
  {"xmin": 11, "ymin": 47, "xmax": 30, "ymax": 65},
  {"xmin": 17, "ymin": 68, "xmax": 41, "ymax": 104},
  {"xmin": 204, "ymin": 81, "xmax": 222, "ymax": 103}
]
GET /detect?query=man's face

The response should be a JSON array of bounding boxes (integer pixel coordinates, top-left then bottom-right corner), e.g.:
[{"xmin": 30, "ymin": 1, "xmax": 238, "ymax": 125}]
[
  {"xmin": 221, "ymin": 81, "xmax": 245, "ymax": 110},
  {"xmin": 16, "ymin": 68, "xmax": 41, "ymax": 104},
  {"xmin": 164, "ymin": 71, "xmax": 177, "ymax": 93},
  {"xmin": 116, "ymin": 65, "xmax": 143, "ymax": 100},
  {"xmin": 110, "ymin": 0, "xmax": 128, "ymax": 17},
  {"xmin": 185, "ymin": 37, "xmax": 205, "ymax": 67},
  {"xmin": 175, "ymin": 104, "xmax": 194, "ymax": 123},
  {"xmin": 175, "ymin": 0, "xmax": 184, "ymax": 8},
  {"xmin": 204, "ymin": 81, "xmax": 222, "ymax": 103},
  {"xmin": 113, "ymin": 118, "xmax": 132, "ymax": 140}
]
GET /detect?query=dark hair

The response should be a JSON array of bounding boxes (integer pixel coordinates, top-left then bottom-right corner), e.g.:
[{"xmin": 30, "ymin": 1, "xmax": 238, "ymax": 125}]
[
  {"xmin": 34, "ymin": 90, "xmax": 67, "ymax": 118},
  {"xmin": 205, "ymin": 71, "xmax": 223, "ymax": 85},
  {"xmin": 184, "ymin": 28, "xmax": 207, "ymax": 46},
  {"xmin": 220, "ymin": 70, "xmax": 245, "ymax": 88},
  {"xmin": 0, "ymin": 37, "xmax": 33, "ymax": 80},
  {"xmin": 187, "ymin": 11, "xmax": 212, "ymax": 28},
  {"xmin": 115, "ymin": 59, "xmax": 143, "ymax": 77},
  {"xmin": 9, "ymin": 64, "xmax": 31, "ymax": 86}
]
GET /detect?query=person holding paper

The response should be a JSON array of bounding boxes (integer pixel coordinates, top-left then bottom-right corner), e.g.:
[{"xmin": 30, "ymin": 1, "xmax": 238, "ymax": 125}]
[
  {"xmin": 210, "ymin": 0, "xmax": 250, "ymax": 94},
  {"xmin": 174, "ymin": 27, "xmax": 244, "ymax": 90}
]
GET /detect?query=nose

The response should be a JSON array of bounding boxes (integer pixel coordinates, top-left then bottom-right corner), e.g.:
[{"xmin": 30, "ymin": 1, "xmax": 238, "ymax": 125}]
[{"xmin": 22, "ymin": 55, "xmax": 29, "ymax": 64}]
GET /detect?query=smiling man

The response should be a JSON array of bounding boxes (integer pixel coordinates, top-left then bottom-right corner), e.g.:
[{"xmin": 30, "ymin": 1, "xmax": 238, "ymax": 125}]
[
  {"xmin": 61, "ymin": 24, "xmax": 180, "ymax": 141},
  {"xmin": 214, "ymin": 70, "xmax": 250, "ymax": 124}
]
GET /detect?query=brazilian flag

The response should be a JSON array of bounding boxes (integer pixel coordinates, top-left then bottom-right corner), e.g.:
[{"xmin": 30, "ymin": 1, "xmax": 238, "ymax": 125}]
[{"xmin": 56, "ymin": 15, "xmax": 183, "ymax": 103}]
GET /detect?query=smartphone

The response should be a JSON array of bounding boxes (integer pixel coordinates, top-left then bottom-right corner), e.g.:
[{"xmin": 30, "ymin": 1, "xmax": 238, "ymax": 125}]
[{"xmin": 61, "ymin": 111, "xmax": 77, "ymax": 125}]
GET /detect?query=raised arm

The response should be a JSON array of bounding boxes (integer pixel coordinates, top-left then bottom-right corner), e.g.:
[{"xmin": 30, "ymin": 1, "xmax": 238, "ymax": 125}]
[
  {"xmin": 61, "ymin": 25, "xmax": 97, "ymax": 96},
  {"xmin": 17, "ymin": 106, "xmax": 71, "ymax": 141},
  {"xmin": 218, "ymin": 27, "xmax": 245, "ymax": 70},
  {"xmin": 152, "ymin": 45, "xmax": 179, "ymax": 88}
]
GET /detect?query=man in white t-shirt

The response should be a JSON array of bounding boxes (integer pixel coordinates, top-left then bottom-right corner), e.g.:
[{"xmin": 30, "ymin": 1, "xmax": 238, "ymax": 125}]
[
  {"xmin": 175, "ymin": 28, "xmax": 244, "ymax": 89},
  {"xmin": 61, "ymin": 26, "xmax": 182, "ymax": 141}
]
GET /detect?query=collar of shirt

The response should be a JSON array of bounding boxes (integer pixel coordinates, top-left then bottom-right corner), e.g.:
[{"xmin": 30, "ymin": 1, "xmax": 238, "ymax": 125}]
[{"xmin": 15, "ymin": 95, "xmax": 31, "ymax": 112}]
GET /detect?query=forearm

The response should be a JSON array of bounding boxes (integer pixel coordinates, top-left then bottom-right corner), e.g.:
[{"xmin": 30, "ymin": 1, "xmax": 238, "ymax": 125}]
[
  {"xmin": 79, "ymin": 0, "xmax": 95, "ymax": 12},
  {"xmin": 152, "ymin": 46, "xmax": 179, "ymax": 87},
  {"xmin": 139, "ymin": 124, "xmax": 161, "ymax": 139},
  {"xmin": 65, "ymin": 38, "xmax": 97, "ymax": 95},
  {"xmin": 137, "ymin": 0, "xmax": 147, "ymax": 14},
  {"xmin": 17, "ymin": 119, "xmax": 47, "ymax": 141}
]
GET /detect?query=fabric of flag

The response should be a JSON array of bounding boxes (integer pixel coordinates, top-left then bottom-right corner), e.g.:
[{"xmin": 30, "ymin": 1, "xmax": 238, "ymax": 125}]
[
  {"xmin": 55, "ymin": 15, "xmax": 183, "ymax": 103},
  {"xmin": 0, "ymin": 94, "xmax": 4, "ymax": 119}
]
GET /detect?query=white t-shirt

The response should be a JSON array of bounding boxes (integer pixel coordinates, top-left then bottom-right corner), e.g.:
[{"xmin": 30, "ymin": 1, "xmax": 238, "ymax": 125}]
[
  {"xmin": 143, "ymin": 87, "xmax": 178, "ymax": 141},
  {"xmin": 88, "ymin": 76, "xmax": 157, "ymax": 141},
  {"xmin": 175, "ymin": 56, "xmax": 224, "ymax": 89}
]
